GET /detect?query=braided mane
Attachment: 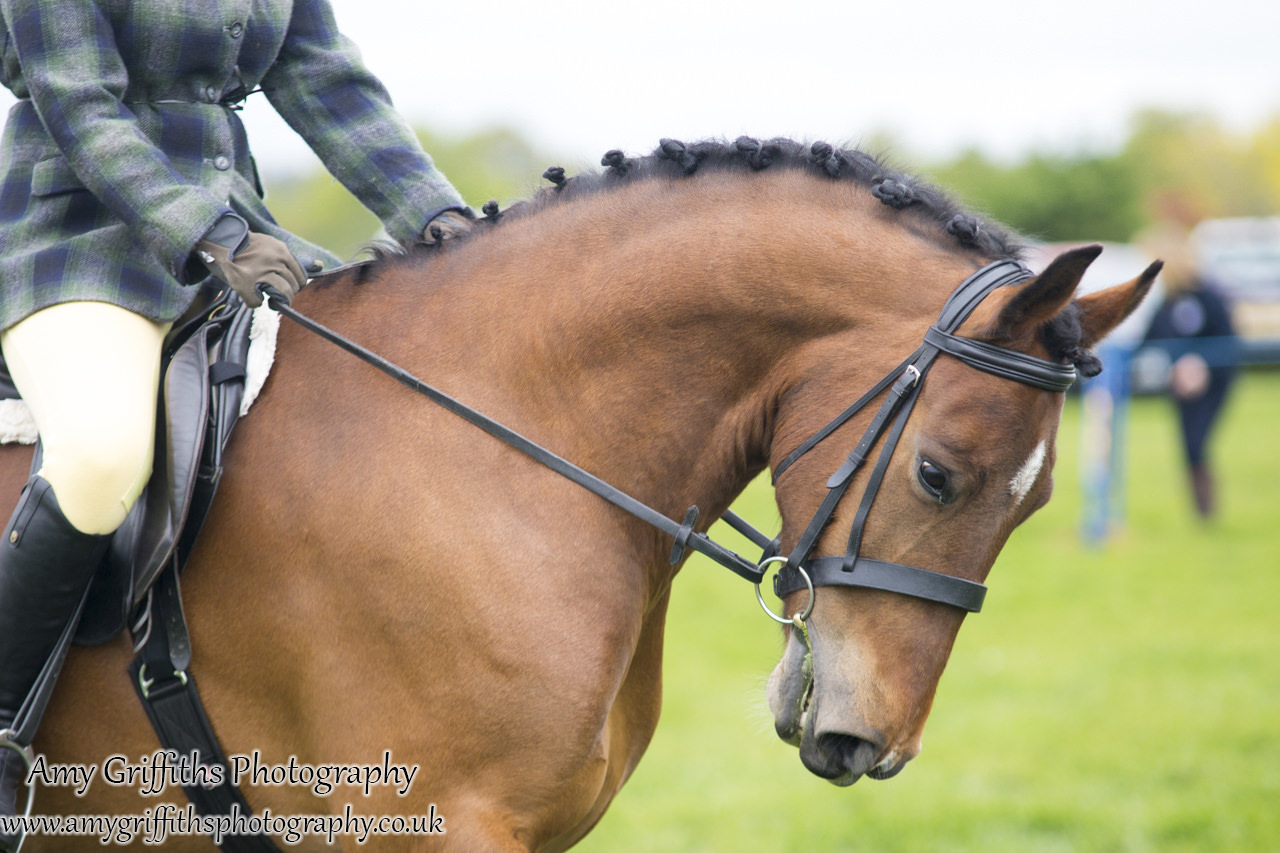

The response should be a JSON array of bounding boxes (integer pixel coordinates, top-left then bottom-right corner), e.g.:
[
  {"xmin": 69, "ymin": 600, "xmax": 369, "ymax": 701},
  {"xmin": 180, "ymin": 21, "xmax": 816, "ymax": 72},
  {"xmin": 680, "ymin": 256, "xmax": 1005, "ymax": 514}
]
[
  {"xmin": 360, "ymin": 137, "xmax": 1110, "ymax": 372},
  {"xmin": 476, "ymin": 137, "xmax": 1023, "ymax": 259},
  {"xmin": 368, "ymin": 137, "xmax": 1025, "ymax": 266}
]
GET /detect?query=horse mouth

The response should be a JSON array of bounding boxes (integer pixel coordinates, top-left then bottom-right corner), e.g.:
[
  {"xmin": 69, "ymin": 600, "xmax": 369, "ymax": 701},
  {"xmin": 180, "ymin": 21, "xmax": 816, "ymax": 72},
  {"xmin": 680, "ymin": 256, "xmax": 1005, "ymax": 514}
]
[
  {"xmin": 776, "ymin": 671, "xmax": 812, "ymax": 747},
  {"xmin": 768, "ymin": 637, "xmax": 906, "ymax": 785},
  {"xmin": 768, "ymin": 631, "xmax": 814, "ymax": 747}
]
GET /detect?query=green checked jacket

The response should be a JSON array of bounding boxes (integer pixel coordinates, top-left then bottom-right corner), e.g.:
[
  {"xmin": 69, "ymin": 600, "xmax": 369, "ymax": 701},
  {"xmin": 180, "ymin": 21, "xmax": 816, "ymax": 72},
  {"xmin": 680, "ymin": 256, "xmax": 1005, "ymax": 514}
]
[{"xmin": 0, "ymin": 0, "xmax": 465, "ymax": 331}]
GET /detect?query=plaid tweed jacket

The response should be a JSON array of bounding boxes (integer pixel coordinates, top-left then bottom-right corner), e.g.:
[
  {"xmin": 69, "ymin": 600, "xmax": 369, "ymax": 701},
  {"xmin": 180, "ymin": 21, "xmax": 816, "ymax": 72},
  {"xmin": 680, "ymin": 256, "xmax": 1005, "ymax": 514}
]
[{"xmin": 0, "ymin": 0, "xmax": 465, "ymax": 331}]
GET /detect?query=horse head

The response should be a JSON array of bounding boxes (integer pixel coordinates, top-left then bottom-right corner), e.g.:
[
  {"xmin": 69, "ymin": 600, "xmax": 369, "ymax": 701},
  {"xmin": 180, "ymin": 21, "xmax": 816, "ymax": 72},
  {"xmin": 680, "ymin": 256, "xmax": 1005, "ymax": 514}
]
[{"xmin": 767, "ymin": 244, "xmax": 1158, "ymax": 785}]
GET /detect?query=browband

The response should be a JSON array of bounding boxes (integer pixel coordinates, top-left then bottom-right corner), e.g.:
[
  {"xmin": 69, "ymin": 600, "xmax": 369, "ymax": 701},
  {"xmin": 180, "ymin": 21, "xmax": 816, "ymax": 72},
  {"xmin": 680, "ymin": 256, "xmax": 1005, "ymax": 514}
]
[{"xmin": 923, "ymin": 327, "xmax": 1077, "ymax": 392}]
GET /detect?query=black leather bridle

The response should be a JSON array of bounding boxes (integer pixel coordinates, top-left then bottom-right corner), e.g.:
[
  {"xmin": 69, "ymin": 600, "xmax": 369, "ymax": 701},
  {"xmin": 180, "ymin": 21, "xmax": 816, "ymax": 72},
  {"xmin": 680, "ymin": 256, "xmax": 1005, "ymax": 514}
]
[
  {"xmin": 766, "ymin": 259, "xmax": 1076, "ymax": 617},
  {"xmin": 262, "ymin": 258, "xmax": 1076, "ymax": 622}
]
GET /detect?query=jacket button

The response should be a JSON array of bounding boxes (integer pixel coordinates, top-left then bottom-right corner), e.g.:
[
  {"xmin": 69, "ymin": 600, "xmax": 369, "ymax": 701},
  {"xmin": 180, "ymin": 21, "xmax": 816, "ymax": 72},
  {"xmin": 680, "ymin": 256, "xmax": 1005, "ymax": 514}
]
[
  {"xmin": 213, "ymin": 155, "xmax": 231, "ymax": 171},
  {"xmin": 229, "ymin": 22, "xmax": 244, "ymax": 38}
]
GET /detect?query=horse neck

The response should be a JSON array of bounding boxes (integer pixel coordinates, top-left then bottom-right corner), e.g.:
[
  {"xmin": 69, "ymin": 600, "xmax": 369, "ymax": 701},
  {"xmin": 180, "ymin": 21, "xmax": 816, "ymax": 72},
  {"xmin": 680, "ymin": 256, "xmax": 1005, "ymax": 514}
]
[{"xmin": 358, "ymin": 171, "xmax": 972, "ymax": 543}]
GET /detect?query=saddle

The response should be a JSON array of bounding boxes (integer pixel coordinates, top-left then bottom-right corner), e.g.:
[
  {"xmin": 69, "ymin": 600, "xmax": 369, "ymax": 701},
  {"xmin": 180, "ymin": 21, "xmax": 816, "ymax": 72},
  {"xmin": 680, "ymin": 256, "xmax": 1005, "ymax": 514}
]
[
  {"xmin": 0, "ymin": 286, "xmax": 257, "ymax": 645},
  {"xmin": 97, "ymin": 289, "xmax": 257, "ymax": 643}
]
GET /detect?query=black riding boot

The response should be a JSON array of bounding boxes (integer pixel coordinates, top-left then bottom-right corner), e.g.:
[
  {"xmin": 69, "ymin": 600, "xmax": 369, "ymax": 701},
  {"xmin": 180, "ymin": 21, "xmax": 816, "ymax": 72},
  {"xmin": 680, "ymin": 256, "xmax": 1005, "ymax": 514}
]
[{"xmin": 0, "ymin": 477, "xmax": 108, "ymax": 851}]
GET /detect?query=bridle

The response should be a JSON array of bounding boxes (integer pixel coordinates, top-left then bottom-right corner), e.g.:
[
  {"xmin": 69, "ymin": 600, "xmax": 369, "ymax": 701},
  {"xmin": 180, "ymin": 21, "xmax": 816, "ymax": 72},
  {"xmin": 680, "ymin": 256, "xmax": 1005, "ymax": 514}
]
[
  {"xmin": 763, "ymin": 259, "xmax": 1076, "ymax": 620},
  {"xmin": 261, "ymin": 258, "xmax": 1075, "ymax": 625}
]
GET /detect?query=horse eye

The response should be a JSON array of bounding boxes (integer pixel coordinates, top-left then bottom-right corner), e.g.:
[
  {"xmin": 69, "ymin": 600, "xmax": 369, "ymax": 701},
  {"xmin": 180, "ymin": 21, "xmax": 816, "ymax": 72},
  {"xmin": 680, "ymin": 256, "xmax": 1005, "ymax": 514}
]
[{"xmin": 918, "ymin": 459, "xmax": 949, "ymax": 501}]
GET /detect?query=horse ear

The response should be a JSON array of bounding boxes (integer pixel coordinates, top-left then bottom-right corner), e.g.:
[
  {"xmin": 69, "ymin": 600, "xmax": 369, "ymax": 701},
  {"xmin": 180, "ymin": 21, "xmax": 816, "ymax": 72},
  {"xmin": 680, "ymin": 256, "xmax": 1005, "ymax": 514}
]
[
  {"xmin": 984, "ymin": 245, "xmax": 1103, "ymax": 342},
  {"xmin": 1073, "ymin": 259, "xmax": 1162, "ymax": 348}
]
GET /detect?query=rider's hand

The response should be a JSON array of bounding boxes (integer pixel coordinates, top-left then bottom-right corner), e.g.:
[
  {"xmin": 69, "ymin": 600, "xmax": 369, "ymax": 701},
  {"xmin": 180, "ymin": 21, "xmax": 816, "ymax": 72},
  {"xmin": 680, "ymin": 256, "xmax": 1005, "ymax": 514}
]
[
  {"xmin": 421, "ymin": 208, "xmax": 474, "ymax": 244},
  {"xmin": 196, "ymin": 213, "xmax": 306, "ymax": 308}
]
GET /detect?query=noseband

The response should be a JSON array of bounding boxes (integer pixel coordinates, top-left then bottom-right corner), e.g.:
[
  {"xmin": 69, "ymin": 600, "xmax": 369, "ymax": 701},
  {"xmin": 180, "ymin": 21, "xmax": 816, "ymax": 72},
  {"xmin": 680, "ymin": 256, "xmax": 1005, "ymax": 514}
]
[
  {"xmin": 768, "ymin": 259, "xmax": 1076, "ymax": 615},
  {"xmin": 263, "ymin": 258, "xmax": 1075, "ymax": 626}
]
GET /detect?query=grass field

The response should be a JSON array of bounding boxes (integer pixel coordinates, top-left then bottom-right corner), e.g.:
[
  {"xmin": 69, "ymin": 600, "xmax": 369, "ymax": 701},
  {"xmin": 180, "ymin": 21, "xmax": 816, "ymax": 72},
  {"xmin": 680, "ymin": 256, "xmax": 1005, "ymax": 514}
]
[{"xmin": 580, "ymin": 369, "xmax": 1280, "ymax": 852}]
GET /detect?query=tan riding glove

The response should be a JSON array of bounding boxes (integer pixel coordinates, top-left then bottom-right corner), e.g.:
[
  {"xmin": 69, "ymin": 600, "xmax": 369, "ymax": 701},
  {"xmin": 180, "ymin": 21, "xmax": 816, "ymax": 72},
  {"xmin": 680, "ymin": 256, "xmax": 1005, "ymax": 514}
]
[
  {"xmin": 421, "ymin": 207, "xmax": 475, "ymax": 244},
  {"xmin": 196, "ymin": 213, "xmax": 307, "ymax": 308}
]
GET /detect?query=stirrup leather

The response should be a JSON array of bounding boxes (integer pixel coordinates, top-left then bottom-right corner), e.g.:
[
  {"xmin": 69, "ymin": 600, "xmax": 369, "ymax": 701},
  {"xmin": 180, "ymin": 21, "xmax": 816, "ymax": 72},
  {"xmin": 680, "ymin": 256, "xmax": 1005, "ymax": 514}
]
[{"xmin": 0, "ymin": 727, "xmax": 36, "ymax": 849}]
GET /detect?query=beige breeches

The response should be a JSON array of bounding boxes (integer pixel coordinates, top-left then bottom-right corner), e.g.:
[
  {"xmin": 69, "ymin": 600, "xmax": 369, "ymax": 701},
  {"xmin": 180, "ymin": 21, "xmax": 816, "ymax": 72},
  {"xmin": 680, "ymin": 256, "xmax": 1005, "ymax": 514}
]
[{"xmin": 1, "ymin": 302, "xmax": 170, "ymax": 534}]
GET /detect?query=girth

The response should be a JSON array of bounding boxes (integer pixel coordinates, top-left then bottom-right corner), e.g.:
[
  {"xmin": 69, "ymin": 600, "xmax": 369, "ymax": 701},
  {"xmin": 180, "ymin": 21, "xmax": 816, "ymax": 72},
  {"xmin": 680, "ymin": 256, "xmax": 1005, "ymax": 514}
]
[{"xmin": 771, "ymin": 259, "xmax": 1075, "ymax": 609}]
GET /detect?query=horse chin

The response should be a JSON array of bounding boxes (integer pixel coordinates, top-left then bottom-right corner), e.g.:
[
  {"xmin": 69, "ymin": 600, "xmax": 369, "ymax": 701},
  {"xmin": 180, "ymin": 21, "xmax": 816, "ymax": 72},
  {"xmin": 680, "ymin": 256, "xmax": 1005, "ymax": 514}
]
[{"xmin": 866, "ymin": 753, "xmax": 908, "ymax": 780}]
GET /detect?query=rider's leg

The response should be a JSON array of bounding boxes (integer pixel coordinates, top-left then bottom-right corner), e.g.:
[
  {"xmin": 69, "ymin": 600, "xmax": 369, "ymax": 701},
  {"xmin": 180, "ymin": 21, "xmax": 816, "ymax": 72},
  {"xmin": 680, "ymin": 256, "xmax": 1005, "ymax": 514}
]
[
  {"xmin": 3, "ymin": 302, "xmax": 171, "ymax": 533},
  {"xmin": 0, "ymin": 302, "xmax": 169, "ymax": 843}
]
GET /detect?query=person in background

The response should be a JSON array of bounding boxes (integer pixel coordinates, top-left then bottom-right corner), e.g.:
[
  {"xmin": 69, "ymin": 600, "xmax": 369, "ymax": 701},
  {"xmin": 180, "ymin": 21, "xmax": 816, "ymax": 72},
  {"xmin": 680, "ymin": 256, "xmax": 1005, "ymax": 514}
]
[
  {"xmin": 0, "ymin": 1, "xmax": 471, "ymax": 843},
  {"xmin": 1140, "ymin": 224, "xmax": 1240, "ymax": 519}
]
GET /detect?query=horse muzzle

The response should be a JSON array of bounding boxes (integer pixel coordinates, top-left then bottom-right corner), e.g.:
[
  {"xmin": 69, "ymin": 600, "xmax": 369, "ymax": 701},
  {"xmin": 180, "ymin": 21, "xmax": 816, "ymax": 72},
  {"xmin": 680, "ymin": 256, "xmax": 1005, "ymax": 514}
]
[
  {"xmin": 795, "ymin": 696, "xmax": 908, "ymax": 786},
  {"xmin": 766, "ymin": 627, "xmax": 917, "ymax": 785},
  {"xmin": 799, "ymin": 729, "xmax": 883, "ymax": 785}
]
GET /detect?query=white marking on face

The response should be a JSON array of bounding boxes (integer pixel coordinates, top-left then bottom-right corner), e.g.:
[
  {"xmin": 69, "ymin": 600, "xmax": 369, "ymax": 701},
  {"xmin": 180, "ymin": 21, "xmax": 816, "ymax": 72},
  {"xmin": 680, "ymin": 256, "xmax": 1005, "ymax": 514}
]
[{"xmin": 1009, "ymin": 440, "xmax": 1047, "ymax": 506}]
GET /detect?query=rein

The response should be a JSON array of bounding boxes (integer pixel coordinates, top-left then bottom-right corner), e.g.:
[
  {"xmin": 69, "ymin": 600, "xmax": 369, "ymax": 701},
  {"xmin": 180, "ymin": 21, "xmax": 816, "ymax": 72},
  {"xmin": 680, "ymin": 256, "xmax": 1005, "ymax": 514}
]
[
  {"xmin": 260, "ymin": 258, "xmax": 1074, "ymax": 621},
  {"xmin": 261, "ymin": 286, "xmax": 767, "ymax": 583}
]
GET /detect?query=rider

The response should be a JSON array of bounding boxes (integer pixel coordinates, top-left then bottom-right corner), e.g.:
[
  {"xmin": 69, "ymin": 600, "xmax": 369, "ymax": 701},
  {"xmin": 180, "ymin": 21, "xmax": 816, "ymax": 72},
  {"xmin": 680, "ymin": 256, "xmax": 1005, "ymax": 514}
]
[{"xmin": 0, "ymin": 0, "xmax": 471, "ymax": 841}]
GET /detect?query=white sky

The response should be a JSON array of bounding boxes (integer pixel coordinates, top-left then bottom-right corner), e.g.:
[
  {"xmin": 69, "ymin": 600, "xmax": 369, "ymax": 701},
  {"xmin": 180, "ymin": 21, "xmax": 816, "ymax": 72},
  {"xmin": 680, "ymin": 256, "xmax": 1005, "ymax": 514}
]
[
  {"xmin": 306, "ymin": 0, "xmax": 1280, "ymax": 174},
  {"xmin": 4, "ymin": 0, "xmax": 1278, "ymax": 181}
]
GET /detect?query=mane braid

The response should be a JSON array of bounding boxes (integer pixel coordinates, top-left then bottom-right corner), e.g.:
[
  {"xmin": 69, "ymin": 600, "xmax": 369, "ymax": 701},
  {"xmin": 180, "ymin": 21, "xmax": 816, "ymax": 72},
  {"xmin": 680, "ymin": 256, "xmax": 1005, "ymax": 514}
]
[
  {"xmin": 1041, "ymin": 302, "xmax": 1103, "ymax": 377},
  {"xmin": 371, "ymin": 137, "xmax": 1023, "ymax": 270}
]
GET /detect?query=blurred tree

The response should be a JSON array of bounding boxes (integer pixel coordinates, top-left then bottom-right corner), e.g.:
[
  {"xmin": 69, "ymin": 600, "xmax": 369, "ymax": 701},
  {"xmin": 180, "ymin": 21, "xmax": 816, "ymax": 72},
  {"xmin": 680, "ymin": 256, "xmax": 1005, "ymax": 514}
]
[
  {"xmin": 1254, "ymin": 116, "xmax": 1280, "ymax": 207},
  {"xmin": 929, "ymin": 109, "xmax": 1279, "ymax": 244},
  {"xmin": 1123, "ymin": 109, "xmax": 1280, "ymax": 221},
  {"xmin": 262, "ymin": 111, "xmax": 1280, "ymax": 260},
  {"xmin": 931, "ymin": 149, "xmax": 1142, "ymax": 242}
]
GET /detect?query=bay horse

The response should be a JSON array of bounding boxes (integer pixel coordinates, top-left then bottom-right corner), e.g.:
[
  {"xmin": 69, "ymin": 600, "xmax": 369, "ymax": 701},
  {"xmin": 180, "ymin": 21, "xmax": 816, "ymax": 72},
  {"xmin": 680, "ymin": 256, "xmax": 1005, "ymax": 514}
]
[{"xmin": 2, "ymin": 138, "xmax": 1155, "ymax": 850}]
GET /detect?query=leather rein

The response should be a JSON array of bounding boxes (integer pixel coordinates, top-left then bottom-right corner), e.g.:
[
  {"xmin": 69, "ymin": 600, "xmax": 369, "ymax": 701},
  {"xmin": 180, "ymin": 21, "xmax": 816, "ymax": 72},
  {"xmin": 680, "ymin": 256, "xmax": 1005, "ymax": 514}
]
[{"xmin": 261, "ymin": 258, "xmax": 1075, "ymax": 622}]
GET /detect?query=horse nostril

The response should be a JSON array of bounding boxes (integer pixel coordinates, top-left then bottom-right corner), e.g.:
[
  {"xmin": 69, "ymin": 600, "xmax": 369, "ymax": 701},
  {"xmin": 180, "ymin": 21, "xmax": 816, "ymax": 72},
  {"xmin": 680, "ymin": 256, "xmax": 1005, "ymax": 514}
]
[{"xmin": 815, "ymin": 732, "xmax": 881, "ymax": 778}]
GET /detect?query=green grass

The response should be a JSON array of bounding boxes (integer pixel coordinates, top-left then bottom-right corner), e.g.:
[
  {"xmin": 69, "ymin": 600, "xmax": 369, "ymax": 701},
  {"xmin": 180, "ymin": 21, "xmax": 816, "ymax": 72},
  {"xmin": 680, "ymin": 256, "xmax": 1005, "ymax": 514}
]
[{"xmin": 580, "ymin": 370, "xmax": 1280, "ymax": 852}]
